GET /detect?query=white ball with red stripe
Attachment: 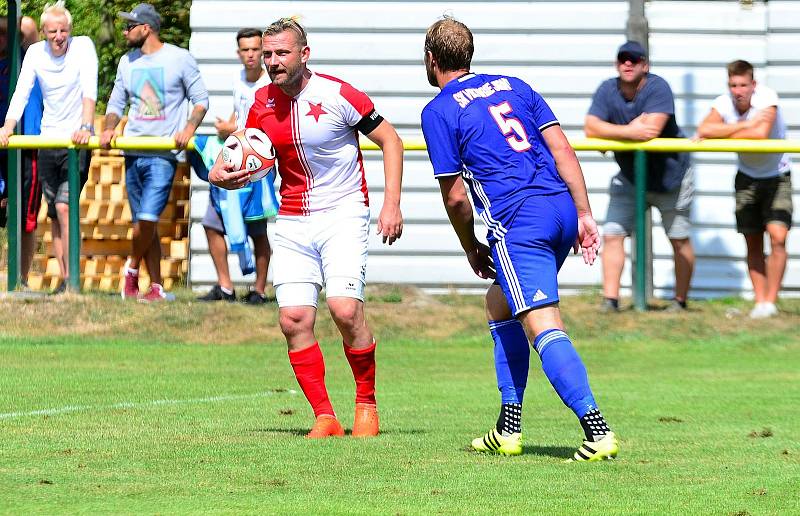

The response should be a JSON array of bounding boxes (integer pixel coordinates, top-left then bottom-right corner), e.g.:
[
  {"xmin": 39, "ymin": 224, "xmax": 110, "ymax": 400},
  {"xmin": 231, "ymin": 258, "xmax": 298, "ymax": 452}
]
[{"xmin": 222, "ymin": 128, "xmax": 276, "ymax": 182}]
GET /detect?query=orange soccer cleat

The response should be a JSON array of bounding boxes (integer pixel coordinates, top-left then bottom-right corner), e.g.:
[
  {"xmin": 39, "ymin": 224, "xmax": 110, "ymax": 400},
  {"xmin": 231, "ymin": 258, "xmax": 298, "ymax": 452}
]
[
  {"xmin": 306, "ymin": 415, "xmax": 345, "ymax": 439},
  {"xmin": 352, "ymin": 403, "xmax": 379, "ymax": 437}
]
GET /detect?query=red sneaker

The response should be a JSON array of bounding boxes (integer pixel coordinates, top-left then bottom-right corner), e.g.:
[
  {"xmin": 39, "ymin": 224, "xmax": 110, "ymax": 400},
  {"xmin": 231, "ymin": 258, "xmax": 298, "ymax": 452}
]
[
  {"xmin": 121, "ymin": 262, "xmax": 139, "ymax": 300},
  {"xmin": 352, "ymin": 403, "xmax": 379, "ymax": 437},
  {"xmin": 306, "ymin": 415, "xmax": 345, "ymax": 439},
  {"xmin": 139, "ymin": 283, "xmax": 175, "ymax": 303}
]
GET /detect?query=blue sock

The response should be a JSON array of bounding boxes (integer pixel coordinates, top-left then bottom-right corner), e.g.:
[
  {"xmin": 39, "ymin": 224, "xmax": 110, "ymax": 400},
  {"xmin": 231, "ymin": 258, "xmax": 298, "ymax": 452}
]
[
  {"xmin": 533, "ymin": 329, "xmax": 597, "ymax": 418},
  {"xmin": 489, "ymin": 319, "xmax": 530, "ymax": 404}
]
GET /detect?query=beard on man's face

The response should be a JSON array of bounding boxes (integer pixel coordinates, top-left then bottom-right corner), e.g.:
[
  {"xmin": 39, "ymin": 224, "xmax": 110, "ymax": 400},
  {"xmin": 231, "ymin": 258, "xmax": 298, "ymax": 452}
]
[
  {"xmin": 127, "ymin": 35, "xmax": 145, "ymax": 49},
  {"xmin": 426, "ymin": 67, "xmax": 437, "ymax": 87}
]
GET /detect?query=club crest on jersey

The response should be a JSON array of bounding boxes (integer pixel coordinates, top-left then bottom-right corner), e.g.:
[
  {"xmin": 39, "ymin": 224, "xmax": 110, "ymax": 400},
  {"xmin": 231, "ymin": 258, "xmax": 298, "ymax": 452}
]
[
  {"xmin": 306, "ymin": 101, "xmax": 328, "ymax": 122},
  {"xmin": 266, "ymin": 98, "xmax": 275, "ymax": 108}
]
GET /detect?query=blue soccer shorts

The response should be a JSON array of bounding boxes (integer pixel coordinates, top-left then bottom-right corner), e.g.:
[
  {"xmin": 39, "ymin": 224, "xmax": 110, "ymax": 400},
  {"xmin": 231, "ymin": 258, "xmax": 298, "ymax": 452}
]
[{"xmin": 491, "ymin": 191, "xmax": 577, "ymax": 316}]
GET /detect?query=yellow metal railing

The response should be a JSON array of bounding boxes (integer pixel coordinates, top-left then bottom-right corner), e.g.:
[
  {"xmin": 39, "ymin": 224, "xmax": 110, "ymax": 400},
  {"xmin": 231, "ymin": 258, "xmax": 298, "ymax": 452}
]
[
  {"xmin": 6, "ymin": 136, "xmax": 800, "ymax": 302},
  {"xmin": 4, "ymin": 136, "xmax": 197, "ymax": 291},
  {"xmin": 574, "ymin": 138, "xmax": 800, "ymax": 309},
  {"xmin": 361, "ymin": 137, "xmax": 800, "ymax": 153},
  {"xmin": 356, "ymin": 137, "xmax": 800, "ymax": 309}
]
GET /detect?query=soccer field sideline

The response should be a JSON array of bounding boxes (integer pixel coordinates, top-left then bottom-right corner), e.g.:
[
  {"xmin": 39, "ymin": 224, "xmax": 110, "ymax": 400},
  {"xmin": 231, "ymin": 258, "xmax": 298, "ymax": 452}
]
[{"xmin": 0, "ymin": 390, "xmax": 301, "ymax": 421}]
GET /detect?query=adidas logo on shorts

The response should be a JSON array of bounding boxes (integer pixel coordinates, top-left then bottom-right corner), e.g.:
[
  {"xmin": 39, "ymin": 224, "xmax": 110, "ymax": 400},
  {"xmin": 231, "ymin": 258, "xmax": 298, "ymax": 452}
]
[{"xmin": 532, "ymin": 289, "xmax": 548, "ymax": 302}]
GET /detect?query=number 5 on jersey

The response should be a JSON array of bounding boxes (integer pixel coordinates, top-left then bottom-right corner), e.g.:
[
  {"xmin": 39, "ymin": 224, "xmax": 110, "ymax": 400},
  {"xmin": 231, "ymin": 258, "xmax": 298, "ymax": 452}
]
[{"xmin": 489, "ymin": 101, "xmax": 532, "ymax": 152}]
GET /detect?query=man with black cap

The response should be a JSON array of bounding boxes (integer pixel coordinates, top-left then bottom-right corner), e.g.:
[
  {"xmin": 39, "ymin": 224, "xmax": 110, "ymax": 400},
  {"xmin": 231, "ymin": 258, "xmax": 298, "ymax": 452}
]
[
  {"xmin": 584, "ymin": 40, "xmax": 695, "ymax": 313},
  {"xmin": 100, "ymin": 3, "xmax": 209, "ymax": 302}
]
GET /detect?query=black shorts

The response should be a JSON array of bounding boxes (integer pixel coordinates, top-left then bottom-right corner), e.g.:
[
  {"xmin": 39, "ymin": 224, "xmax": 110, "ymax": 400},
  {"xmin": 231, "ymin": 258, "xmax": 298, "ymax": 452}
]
[
  {"xmin": 734, "ymin": 171, "xmax": 793, "ymax": 234},
  {"xmin": 38, "ymin": 148, "xmax": 89, "ymax": 217},
  {"xmin": 0, "ymin": 150, "xmax": 43, "ymax": 232}
]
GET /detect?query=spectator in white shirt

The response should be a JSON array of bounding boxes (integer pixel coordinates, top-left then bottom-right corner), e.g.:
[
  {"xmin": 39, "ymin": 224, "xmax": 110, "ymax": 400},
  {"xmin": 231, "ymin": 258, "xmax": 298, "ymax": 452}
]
[
  {"xmin": 0, "ymin": 1, "xmax": 98, "ymax": 293},
  {"xmin": 697, "ymin": 60, "xmax": 792, "ymax": 319}
]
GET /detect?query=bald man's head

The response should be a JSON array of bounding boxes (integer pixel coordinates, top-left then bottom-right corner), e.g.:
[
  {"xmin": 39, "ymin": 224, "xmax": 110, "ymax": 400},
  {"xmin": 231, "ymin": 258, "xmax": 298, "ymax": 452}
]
[{"xmin": 20, "ymin": 15, "xmax": 39, "ymax": 50}]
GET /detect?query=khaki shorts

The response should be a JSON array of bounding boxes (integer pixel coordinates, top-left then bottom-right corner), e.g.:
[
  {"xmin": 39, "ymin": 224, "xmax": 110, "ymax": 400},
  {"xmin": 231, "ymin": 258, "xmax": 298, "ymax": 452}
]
[
  {"xmin": 735, "ymin": 171, "xmax": 793, "ymax": 234},
  {"xmin": 603, "ymin": 168, "xmax": 694, "ymax": 239}
]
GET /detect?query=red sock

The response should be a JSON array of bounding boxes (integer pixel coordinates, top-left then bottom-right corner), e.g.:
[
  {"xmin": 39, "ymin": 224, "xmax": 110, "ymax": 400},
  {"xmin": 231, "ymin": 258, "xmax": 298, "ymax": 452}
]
[
  {"xmin": 288, "ymin": 342, "xmax": 335, "ymax": 418},
  {"xmin": 344, "ymin": 340, "xmax": 377, "ymax": 405}
]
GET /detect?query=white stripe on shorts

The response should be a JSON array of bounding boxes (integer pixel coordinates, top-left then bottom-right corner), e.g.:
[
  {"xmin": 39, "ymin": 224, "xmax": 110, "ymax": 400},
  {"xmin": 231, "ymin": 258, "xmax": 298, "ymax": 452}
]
[{"xmin": 496, "ymin": 238, "xmax": 527, "ymax": 313}]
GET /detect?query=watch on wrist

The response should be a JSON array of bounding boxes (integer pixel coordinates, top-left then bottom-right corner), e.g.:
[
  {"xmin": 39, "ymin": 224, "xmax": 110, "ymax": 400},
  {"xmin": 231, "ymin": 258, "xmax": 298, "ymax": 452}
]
[{"xmin": 80, "ymin": 123, "xmax": 94, "ymax": 134}]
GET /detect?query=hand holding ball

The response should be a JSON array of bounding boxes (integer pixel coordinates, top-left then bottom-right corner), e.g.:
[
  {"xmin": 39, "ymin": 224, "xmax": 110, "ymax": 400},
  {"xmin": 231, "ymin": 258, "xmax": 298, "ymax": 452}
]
[{"xmin": 222, "ymin": 128, "xmax": 276, "ymax": 182}]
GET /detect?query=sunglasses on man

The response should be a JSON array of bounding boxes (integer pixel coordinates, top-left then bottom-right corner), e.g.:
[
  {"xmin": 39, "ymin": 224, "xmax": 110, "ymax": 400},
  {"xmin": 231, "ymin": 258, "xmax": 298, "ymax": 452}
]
[
  {"xmin": 125, "ymin": 22, "xmax": 144, "ymax": 31},
  {"xmin": 617, "ymin": 53, "xmax": 644, "ymax": 64}
]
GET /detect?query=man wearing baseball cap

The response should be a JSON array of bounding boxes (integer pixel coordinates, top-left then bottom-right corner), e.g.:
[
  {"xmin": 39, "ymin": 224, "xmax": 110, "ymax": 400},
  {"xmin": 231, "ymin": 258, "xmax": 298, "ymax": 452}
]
[
  {"xmin": 100, "ymin": 3, "xmax": 209, "ymax": 302},
  {"xmin": 117, "ymin": 2, "xmax": 162, "ymax": 31},
  {"xmin": 584, "ymin": 41, "xmax": 695, "ymax": 313}
]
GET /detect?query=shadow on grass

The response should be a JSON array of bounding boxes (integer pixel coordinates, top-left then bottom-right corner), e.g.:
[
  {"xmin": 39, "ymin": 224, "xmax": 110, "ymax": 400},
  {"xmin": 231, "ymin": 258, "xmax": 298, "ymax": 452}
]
[
  {"xmin": 460, "ymin": 445, "xmax": 574, "ymax": 458},
  {"xmin": 246, "ymin": 427, "xmax": 308, "ymax": 436},
  {"xmin": 369, "ymin": 428, "xmax": 429, "ymax": 435},
  {"xmin": 522, "ymin": 445, "xmax": 574, "ymax": 459},
  {"xmin": 245, "ymin": 427, "xmax": 430, "ymax": 436}
]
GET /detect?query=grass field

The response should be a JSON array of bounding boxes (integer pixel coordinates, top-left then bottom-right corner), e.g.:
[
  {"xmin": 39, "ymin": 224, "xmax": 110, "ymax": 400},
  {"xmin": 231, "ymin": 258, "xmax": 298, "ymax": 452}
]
[{"xmin": 1, "ymin": 289, "xmax": 798, "ymax": 514}]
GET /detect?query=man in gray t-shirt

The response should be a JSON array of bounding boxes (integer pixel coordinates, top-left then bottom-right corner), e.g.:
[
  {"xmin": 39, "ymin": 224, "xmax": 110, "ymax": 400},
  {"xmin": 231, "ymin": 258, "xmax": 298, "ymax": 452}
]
[
  {"xmin": 584, "ymin": 41, "xmax": 695, "ymax": 312},
  {"xmin": 100, "ymin": 3, "xmax": 209, "ymax": 302}
]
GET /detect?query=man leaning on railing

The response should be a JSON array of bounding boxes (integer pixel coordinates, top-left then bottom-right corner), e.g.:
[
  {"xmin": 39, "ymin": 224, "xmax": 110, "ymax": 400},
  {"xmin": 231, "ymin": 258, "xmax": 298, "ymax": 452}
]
[
  {"xmin": 584, "ymin": 40, "xmax": 695, "ymax": 313},
  {"xmin": 99, "ymin": 3, "xmax": 208, "ymax": 303},
  {"xmin": 0, "ymin": 1, "xmax": 97, "ymax": 295},
  {"xmin": 697, "ymin": 60, "xmax": 792, "ymax": 319}
]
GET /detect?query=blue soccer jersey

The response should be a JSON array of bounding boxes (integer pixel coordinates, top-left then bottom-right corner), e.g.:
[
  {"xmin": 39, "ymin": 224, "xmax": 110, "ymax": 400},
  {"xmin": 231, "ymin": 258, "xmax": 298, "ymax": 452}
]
[
  {"xmin": 421, "ymin": 73, "xmax": 568, "ymax": 241},
  {"xmin": 423, "ymin": 73, "xmax": 577, "ymax": 315}
]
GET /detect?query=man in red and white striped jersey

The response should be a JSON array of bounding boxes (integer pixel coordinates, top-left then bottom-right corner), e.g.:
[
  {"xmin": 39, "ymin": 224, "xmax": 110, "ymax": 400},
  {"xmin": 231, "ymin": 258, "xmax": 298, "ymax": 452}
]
[{"xmin": 210, "ymin": 17, "xmax": 403, "ymax": 439}]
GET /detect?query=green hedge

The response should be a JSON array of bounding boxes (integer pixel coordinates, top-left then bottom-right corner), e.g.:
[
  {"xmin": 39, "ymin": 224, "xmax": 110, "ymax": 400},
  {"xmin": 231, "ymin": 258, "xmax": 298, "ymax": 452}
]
[{"xmin": 1, "ymin": 1, "xmax": 191, "ymax": 112}]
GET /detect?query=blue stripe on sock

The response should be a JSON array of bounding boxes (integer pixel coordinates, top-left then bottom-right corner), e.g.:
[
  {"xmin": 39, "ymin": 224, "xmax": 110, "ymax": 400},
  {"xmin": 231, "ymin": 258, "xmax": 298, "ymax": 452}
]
[
  {"xmin": 534, "ymin": 328, "xmax": 597, "ymax": 418},
  {"xmin": 489, "ymin": 319, "xmax": 530, "ymax": 404}
]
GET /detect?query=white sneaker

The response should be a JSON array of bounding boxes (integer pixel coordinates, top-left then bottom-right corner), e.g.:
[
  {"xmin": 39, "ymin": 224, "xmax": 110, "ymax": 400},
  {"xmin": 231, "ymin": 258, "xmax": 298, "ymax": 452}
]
[
  {"xmin": 749, "ymin": 302, "xmax": 778, "ymax": 319},
  {"xmin": 761, "ymin": 302, "xmax": 778, "ymax": 317}
]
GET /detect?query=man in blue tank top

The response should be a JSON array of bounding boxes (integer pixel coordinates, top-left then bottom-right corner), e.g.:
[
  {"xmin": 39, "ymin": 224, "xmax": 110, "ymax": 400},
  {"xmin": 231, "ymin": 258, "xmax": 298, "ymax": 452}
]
[{"xmin": 421, "ymin": 17, "xmax": 618, "ymax": 461}]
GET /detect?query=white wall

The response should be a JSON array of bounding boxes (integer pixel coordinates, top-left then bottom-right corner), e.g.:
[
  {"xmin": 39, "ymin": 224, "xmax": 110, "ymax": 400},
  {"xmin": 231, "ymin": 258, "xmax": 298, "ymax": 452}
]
[{"xmin": 189, "ymin": 0, "xmax": 800, "ymax": 299}]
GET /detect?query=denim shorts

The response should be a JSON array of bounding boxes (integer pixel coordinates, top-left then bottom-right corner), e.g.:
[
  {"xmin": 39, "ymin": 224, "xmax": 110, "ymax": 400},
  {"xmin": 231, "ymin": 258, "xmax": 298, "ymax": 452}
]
[{"xmin": 125, "ymin": 155, "xmax": 177, "ymax": 222}]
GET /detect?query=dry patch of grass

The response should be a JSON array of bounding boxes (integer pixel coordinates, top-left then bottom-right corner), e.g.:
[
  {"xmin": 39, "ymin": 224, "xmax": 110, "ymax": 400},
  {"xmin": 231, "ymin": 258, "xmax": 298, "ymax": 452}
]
[
  {"xmin": 0, "ymin": 286, "xmax": 485, "ymax": 345},
  {"xmin": 1, "ymin": 287, "xmax": 798, "ymax": 347},
  {"xmin": 562, "ymin": 294, "xmax": 800, "ymax": 344}
]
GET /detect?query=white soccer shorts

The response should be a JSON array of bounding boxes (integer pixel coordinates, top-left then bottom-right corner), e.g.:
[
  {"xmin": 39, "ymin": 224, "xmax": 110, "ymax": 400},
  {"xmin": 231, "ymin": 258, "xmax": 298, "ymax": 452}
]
[{"xmin": 272, "ymin": 204, "xmax": 370, "ymax": 307}]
